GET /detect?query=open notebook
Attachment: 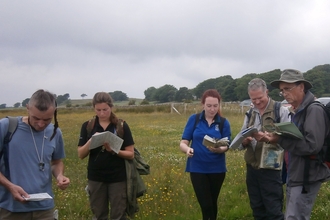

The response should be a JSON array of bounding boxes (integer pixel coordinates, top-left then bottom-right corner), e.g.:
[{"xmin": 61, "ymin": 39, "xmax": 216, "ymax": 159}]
[{"xmin": 264, "ymin": 122, "xmax": 303, "ymax": 140}]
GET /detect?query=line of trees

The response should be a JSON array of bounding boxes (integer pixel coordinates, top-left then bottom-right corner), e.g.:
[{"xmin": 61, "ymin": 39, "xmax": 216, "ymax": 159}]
[
  {"xmin": 1, "ymin": 64, "xmax": 329, "ymax": 108},
  {"xmin": 144, "ymin": 64, "xmax": 330, "ymax": 103}
]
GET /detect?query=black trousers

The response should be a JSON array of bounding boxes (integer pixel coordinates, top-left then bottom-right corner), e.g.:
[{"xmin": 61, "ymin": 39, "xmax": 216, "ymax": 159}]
[
  {"xmin": 190, "ymin": 172, "xmax": 226, "ymax": 220},
  {"xmin": 246, "ymin": 165, "xmax": 284, "ymax": 220}
]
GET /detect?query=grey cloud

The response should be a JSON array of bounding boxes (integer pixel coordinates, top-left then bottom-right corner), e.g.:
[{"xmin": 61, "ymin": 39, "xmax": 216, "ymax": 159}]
[{"xmin": 1, "ymin": 0, "xmax": 330, "ymax": 106}]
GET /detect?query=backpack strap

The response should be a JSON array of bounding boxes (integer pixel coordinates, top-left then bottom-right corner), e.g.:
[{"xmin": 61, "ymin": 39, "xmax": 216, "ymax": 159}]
[
  {"xmin": 218, "ymin": 116, "xmax": 226, "ymax": 135},
  {"xmin": 86, "ymin": 117, "xmax": 96, "ymax": 138},
  {"xmin": 116, "ymin": 119, "xmax": 125, "ymax": 139},
  {"xmin": 246, "ymin": 108, "xmax": 256, "ymax": 128},
  {"xmin": 193, "ymin": 113, "xmax": 226, "ymax": 135},
  {"xmin": 5, "ymin": 117, "xmax": 19, "ymax": 143},
  {"xmin": 274, "ymin": 101, "xmax": 281, "ymax": 123},
  {"xmin": 1, "ymin": 116, "xmax": 19, "ymax": 180},
  {"xmin": 193, "ymin": 113, "xmax": 201, "ymax": 130},
  {"xmin": 245, "ymin": 108, "xmax": 253, "ymax": 123}
]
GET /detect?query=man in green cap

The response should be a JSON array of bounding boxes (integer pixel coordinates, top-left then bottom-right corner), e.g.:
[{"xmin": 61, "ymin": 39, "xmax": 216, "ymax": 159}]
[{"xmin": 254, "ymin": 69, "xmax": 330, "ymax": 220}]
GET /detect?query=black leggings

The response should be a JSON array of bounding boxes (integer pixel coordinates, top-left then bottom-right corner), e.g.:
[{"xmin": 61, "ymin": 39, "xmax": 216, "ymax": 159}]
[{"xmin": 190, "ymin": 172, "xmax": 226, "ymax": 220}]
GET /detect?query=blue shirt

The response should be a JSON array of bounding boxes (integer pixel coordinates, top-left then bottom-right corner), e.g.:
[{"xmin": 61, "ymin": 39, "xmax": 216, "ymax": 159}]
[
  {"xmin": 0, "ymin": 116, "xmax": 65, "ymax": 212},
  {"xmin": 181, "ymin": 111, "xmax": 231, "ymax": 173}
]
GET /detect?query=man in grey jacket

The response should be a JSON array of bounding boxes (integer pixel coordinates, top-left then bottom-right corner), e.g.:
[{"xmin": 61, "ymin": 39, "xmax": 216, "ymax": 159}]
[{"xmin": 255, "ymin": 69, "xmax": 330, "ymax": 220}]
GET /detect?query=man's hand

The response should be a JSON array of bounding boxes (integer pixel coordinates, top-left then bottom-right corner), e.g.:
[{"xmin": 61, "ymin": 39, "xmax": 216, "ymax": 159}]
[
  {"xmin": 242, "ymin": 136, "xmax": 253, "ymax": 147},
  {"xmin": 56, "ymin": 175, "xmax": 70, "ymax": 190},
  {"xmin": 9, "ymin": 184, "xmax": 29, "ymax": 203},
  {"xmin": 252, "ymin": 131, "xmax": 279, "ymax": 144}
]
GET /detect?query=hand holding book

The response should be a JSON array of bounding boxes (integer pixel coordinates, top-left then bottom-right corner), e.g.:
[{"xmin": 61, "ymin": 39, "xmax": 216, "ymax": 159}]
[
  {"xmin": 229, "ymin": 126, "xmax": 258, "ymax": 149},
  {"xmin": 263, "ymin": 122, "xmax": 303, "ymax": 140},
  {"xmin": 203, "ymin": 135, "xmax": 229, "ymax": 148},
  {"xmin": 90, "ymin": 131, "xmax": 124, "ymax": 154}
]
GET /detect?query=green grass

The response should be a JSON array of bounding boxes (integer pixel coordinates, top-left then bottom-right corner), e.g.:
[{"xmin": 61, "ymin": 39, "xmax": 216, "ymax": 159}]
[{"xmin": 0, "ymin": 105, "xmax": 329, "ymax": 220}]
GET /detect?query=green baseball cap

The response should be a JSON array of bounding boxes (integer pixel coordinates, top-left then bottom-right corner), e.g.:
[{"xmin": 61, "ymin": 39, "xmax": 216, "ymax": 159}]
[{"xmin": 270, "ymin": 69, "xmax": 312, "ymax": 90}]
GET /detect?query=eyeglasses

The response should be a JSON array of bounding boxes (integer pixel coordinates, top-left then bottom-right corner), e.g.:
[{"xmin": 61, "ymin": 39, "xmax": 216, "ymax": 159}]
[{"xmin": 279, "ymin": 86, "xmax": 297, "ymax": 97}]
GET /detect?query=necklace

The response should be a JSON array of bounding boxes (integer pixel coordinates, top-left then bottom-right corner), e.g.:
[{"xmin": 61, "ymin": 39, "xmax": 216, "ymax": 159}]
[{"xmin": 29, "ymin": 126, "xmax": 45, "ymax": 171}]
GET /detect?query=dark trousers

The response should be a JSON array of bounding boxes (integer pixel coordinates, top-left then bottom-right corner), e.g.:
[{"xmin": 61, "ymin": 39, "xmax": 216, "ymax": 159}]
[
  {"xmin": 0, "ymin": 208, "xmax": 54, "ymax": 220},
  {"xmin": 190, "ymin": 172, "xmax": 226, "ymax": 220},
  {"xmin": 88, "ymin": 180, "xmax": 127, "ymax": 220},
  {"xmin": 246, "ymin": 165, "xmax": 284, "ymax": 220}
]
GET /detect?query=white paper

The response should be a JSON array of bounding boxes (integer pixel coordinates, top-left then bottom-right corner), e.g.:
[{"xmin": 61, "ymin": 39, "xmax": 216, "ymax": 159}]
[
  {"xmin": 90, "ymin": 131, "xmax": 124, "ymax": 154},
  {"xmin": 24, "ymin": 193, "xmax": 53, "ymax": 201},
  {"xmin": 229, "ymin": 127, "xmax": 258, "ymax": 149}
]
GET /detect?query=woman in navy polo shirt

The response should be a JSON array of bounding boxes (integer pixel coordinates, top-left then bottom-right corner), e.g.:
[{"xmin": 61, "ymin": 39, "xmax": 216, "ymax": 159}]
[{"xmin": 179, "ymin": 89, "xmax": 231, "ymax": 220}]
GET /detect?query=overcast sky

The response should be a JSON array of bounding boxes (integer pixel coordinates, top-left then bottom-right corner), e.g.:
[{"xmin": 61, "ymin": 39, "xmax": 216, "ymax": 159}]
[{"xmin": 1, "ymin": 0, "xmax": 330, "ymax": 106}]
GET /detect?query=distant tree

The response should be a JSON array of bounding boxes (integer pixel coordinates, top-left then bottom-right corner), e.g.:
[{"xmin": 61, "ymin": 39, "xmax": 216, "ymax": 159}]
[
  {"xmin": 207, "ymin": 75, "xmax": 235, "ymax": 101},
  {"xmin": 305, "ymin": 69, "xmax": 328, "ymax": 97},
  {"xmin": 193, "ymin": 75, "xmax": 235, "ymax": 100},
  {"xmin": 128, "ymin": 99, "xmax": 136, "ymax": 105},
  {"xmin": 154, "ymin": 84, "xmax": 178, "ymax": 103},
  {"xmin": 222, "ymin": 80, "xmax": 238, "ymax": 102},
  {"xmin": 109, "ymin": 91, "xmax": 128, "ymax": 101},
  {"xmin": 140, "ymin": 64, "xmax": 330, "ymax": 103},
  {"xmin": 144, "ymin": 87, "xmax": 157, "ymax": 101},
  {"xmin": 194, "ymin": 78, "xmax": 218, "ymax": 99},
  {"xmin": 56, "ymin": 93, "xmax": 70, "ymax": 105},
  {"xmin": 175, "ymin": 87, "xmax": 193, "ymax": 102},
  {"xmin": 66, "ymin": 100, "xmax": 72, "ymax": 108},
  {"xmin": 140, "ymin": 99, "xmax": 149, "ymax": 105},
  {"xmin": 0, "ymin": 104, "xmax": 6, "ymax": 109},
  {"xmin": 81, "ymin": 94, "xmax": 87, "ymax": 99},
  {"xmin": 13, "ymin": 102, "xmax": 21, "ymax": 108},
  {"xmin": 309, "ymin": 78, "xmax": 324, "ymax": 98},
  {"xmin": 22, "ymin": 98, "xmax": 30, "ymax": 107}
]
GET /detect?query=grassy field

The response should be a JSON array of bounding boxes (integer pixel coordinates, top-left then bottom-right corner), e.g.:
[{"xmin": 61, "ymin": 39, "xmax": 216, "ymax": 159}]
[{"xmin": 0, "ymin": 105, "xmax": 329, "ymax": 220}]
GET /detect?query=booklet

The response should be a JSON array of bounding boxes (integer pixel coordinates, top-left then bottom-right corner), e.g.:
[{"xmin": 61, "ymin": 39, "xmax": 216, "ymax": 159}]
[
  {"xmin": 229, "ymin": 126, "xmax": 258, "ymax": 150},
  {"xmin": 202, "ymin": 135, "xmax": 229, "ymax": 148},
  {"xmin": 90, "ymin": 131, "xmax": 124, "ymax": 154},
  {"xmin": 23, "ymin": 193, "xmax": 53, "ymax": 201},
  {"xmin": 264, "ymin": 122, "xmax": 303, "ymax": 140}
]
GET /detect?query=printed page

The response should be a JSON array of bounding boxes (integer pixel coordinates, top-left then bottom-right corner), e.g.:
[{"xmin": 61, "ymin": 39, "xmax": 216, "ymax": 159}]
[
  {"xmin": 90, "ymin": 131, "xmax": 124, "ymax": 153},
  {"xmin": 229, "ymin": 127, "xmax": 258, "ymax": 149},
  {"xmin": 24, "ymin": 193, "xmax": 53, "ymax": 201}
]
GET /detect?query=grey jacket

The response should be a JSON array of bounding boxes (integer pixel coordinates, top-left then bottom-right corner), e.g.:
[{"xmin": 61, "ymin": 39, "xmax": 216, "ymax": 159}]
[{"xmin": 278, "ymin": 91, "xmax": 330, "ymax": 186}]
